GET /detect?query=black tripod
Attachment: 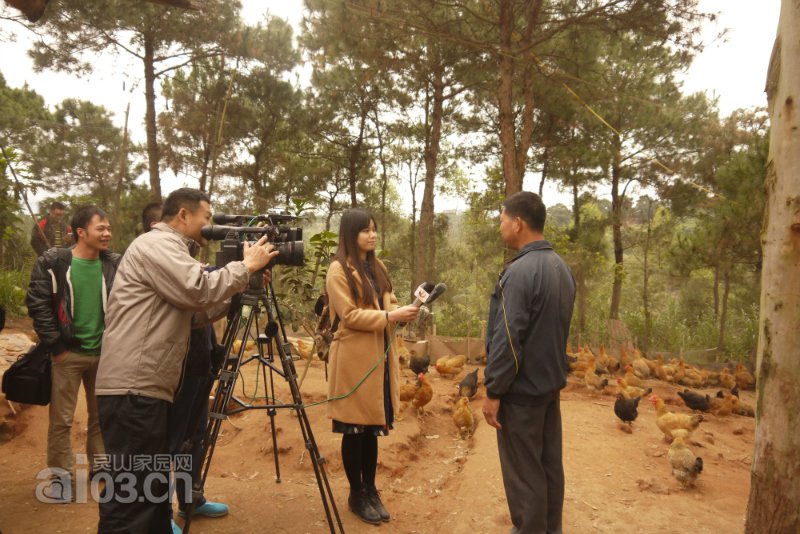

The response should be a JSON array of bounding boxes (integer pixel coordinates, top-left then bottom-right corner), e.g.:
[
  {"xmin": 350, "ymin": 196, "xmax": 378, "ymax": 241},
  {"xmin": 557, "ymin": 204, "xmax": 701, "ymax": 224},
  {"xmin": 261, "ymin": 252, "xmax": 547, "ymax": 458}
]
[{"xmin": 181, "ymin": 273, "xmax": 344, "ymax": 533}]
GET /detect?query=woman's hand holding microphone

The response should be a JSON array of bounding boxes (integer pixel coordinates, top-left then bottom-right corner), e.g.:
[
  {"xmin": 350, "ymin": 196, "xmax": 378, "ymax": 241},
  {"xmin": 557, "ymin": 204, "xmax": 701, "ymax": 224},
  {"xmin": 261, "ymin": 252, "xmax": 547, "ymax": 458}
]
[{"xmin": 388, "ymin": 305, "xmax": 420, "ymax": 323}]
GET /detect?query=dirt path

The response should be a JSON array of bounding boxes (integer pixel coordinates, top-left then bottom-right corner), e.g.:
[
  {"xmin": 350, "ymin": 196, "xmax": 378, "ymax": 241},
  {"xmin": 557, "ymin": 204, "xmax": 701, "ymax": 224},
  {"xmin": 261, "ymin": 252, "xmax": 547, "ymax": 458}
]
[{"xmin": 0, "ymin": 324, "xmax": 754, "ymax": 533}]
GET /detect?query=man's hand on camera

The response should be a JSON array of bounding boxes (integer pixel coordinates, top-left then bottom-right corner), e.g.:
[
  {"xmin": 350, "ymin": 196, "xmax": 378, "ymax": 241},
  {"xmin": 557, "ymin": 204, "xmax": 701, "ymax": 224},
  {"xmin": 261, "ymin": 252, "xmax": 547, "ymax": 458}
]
[
  {"xmin": 388, "ymin": 305, "xmax": 420, "ymax": 323},
  {"xmin": 242, "ymin": 235, "xmax": 279, "ymax": 273}
]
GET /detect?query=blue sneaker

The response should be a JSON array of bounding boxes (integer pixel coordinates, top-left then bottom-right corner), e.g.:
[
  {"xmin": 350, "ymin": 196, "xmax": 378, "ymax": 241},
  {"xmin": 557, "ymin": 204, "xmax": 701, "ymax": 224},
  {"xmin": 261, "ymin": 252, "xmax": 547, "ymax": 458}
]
[
  {"xmin": 171, "ymin": 519, "xmax": 182, "ymax": 534},
  {"xmin": 179, "ymin": 501, "xmax": 229, "ymax": 518}
]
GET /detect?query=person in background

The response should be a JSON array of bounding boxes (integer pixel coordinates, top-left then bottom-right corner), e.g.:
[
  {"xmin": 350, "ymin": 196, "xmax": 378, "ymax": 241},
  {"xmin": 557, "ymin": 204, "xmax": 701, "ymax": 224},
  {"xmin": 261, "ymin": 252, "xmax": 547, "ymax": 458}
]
[
  {"xmin": 26, "ymin": 205, "xmax": 120, "ymax": 502},
  {"xmin": 325, "ymin": 208, "xmax": 420, "ymax": 525},
  {"xmin": 31, "ymin": 200, "xmax": 73, "ymax": 256},
  {"xmin": 482, "ymin": 191, "xmax": 576, "ymax": 534},
  {"xmin": 141, "ymin": 201, "xmax": 164, "ymax": 233}
]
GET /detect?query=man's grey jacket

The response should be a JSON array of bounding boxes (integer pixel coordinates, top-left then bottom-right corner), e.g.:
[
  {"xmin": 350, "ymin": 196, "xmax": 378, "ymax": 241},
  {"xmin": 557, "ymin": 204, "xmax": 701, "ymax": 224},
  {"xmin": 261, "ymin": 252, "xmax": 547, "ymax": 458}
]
[
  {"xmin": 484, "ymin": 240, "xmax": 576, "ymax": 402},
  {"xmin": 95, "ymin": 223, "xmax": 249, "ymax": 403}
]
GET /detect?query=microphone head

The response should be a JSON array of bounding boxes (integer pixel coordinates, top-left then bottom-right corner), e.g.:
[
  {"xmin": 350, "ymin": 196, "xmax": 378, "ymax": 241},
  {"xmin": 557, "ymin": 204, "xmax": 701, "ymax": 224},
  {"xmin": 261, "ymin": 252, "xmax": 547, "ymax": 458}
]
[
  {"xmin": 413, "ymin": 282, "xmax": 436, "ymax": 304},
  {"xmin": 424, "ymin": 282, "xmax": 447, "ymax": 304}
]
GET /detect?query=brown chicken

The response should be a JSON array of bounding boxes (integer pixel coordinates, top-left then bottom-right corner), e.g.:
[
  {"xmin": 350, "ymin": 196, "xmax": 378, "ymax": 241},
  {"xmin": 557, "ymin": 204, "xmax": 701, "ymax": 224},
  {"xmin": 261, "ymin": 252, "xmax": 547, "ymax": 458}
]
[
  {"xmin": 232, "ymin": 338, "xmax": 256, "ymax": 354},
  {"xmin": 719, "ymin": 368, "xmax": 737, "ymax": 390},
  {"xmin": 654, "ymin": 354, "xmax": 675, "ymax": 382},
  {"xmin": 668, "ymin": 429, "xmax": 703, "ymax": 488},
  {"xmin": 435, "ymin": 355, "xmax": 467, "ymax": 378},
  {"xmin": 412, "ymin": 372, "xmax": 433, "ymax": 416},
  {"xmin": 569, "ymin": 354, "xmax": 594, "ymax": 377},
  {"xmin": 290, "ymin": 338, "xmax": 313, "ymax": 361},
  {"xmin": 598, "ymin": 344, "xmax": 620, "ymax": 374},
  {"xmin": 730, "ymin": 395, "xmax": 755, "ymax": 417},
  {"xmin": 622, "ymin": 365, "xmax": 643, "ymax": 388},
  {"xmin": 452, "ymin": 397, "xmax": 475, "ymax": 439},
  {"xmin": 650, "ymin": 394, "xmax": 704, "ymax": 442},
  {"xmin": 710, "ymin": 392, "xmax": 733, "ymax": 417},
  {"xmin": 631, "ymin": 354, "xmax": 651, "ymax": 379},
  {"xmin": 396, "ymin": 381, "xmax": 418, "ymax": 421},
  {"xmin": 584, "ymin": 368, "xmax": 609, "ymax": 393},
  {"xmin": 734, "ymin": 363, "xmax": 755, "ymax": 390},
  {"xmin": 616, "ymin": 378, "xmax": 652, "ymax": 400}
]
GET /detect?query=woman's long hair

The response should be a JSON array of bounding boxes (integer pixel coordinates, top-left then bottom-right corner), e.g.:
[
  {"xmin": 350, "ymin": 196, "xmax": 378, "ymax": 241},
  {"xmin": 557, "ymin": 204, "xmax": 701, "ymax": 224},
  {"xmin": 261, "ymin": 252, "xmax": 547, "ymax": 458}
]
[{"xmin": 333, "ymin": 209, "xmax": 391, "ymax": 305}]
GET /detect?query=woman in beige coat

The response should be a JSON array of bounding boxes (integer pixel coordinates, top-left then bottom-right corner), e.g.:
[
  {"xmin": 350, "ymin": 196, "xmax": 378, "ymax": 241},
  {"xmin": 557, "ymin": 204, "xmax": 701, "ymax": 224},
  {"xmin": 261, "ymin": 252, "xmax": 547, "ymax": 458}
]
[{"xmin": 325, "ymin": 209, "xmax": 420, "ymax": 525}]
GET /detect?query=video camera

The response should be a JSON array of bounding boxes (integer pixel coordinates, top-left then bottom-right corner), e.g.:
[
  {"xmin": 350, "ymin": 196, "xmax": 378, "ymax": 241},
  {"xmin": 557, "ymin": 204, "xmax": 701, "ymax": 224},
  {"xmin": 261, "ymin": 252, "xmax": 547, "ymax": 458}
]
[{"xmin": 201, "ymin": 212, "xmax": 305, "ymax": 269}]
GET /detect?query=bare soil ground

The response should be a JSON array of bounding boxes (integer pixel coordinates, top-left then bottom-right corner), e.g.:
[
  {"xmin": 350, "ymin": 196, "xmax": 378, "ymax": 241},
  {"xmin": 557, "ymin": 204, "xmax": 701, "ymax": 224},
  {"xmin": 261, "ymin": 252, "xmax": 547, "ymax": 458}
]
[{"xmin": 0, "ymin": 318, "xmax": 754, "ymax": 534}]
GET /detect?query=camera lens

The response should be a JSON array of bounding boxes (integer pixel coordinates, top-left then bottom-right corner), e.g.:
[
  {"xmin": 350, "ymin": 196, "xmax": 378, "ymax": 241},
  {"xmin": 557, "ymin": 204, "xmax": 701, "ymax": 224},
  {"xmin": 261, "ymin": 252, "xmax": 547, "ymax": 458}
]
[{"xmin": 273, "ymin": 240, "xmax": 304, "ymax": 267}]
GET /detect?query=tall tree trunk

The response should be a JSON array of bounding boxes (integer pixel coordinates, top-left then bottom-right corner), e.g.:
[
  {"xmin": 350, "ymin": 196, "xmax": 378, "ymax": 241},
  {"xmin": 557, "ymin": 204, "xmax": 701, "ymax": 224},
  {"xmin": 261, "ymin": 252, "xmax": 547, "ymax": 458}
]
[
  {"xmin": 609, "ymin": 136, "xmax": 624, "ymax": 320},
  {"xmin": 409, "ymin": 161, "xmax": 419, "ymax": 296},
  {"xmin": 538, "ymin": 146, "xmax": 549, "ymax": 198},
  {"xmin": 143, "ymin": 31, "xmax": 161, "ymax": 201},
  {"xmin": 496, "ymin": 0, "xmax": 538, "ymax": 198},
  {"xmin": 717, "ymin": 268, "xmax": 730, "ymax": 357},
  {"xmin": 572, "ymin": 182, "xmax": 586, "ymax": 334},
  {"xmin": 415, "ymin": 62, "xmax": 444, "ymax": 288},
  {"xmin": 496, "ymin": 0, "xmax": 519, "ymax": 197},
  {"xmin": 199, "ymin": 140, "xmax": 212, "ymax": 192},
  {"xmin": 112, "ymin": 102, "xmax": 130, "ymax": 222},
  {"xmin": 372, "ymin": 110, "xmax": 389, "ymax": 248},
  {"xmin": 712, "ymin": 262, "xmax": 720, "ymax": 320},
  {"xmin": 642, "ymin": 213, "xmax": 652, "ymax": 351},
  {"xmin": 348, "ymin": 107, "xmax": 368, "ymax": 208},
  {"xmin": 208, "ymin": 59, "xmax": 234, "ymax": 198},
  {"xmin": 745, "ymin": 4, "xmax": 800, "ymax": 530}
]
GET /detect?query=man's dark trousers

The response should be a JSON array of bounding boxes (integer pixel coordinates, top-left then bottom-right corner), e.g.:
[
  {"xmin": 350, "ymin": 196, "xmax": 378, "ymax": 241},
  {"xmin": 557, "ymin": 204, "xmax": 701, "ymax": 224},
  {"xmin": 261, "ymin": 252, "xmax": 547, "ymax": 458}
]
[
  {"xmin": 497, "ymin": 391, "xmax": 564, "ymax": 534},
  {"xmin": 97, "ymin": 394, "xmax": 172, "ymax": 534}
]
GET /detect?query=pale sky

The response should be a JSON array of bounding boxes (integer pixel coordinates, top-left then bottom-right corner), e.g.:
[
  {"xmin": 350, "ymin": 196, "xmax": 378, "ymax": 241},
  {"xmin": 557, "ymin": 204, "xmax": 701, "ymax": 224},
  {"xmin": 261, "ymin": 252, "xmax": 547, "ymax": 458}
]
[{"xmin": 0, "ymin": 0, "xmax": 781, "ymax": 212}]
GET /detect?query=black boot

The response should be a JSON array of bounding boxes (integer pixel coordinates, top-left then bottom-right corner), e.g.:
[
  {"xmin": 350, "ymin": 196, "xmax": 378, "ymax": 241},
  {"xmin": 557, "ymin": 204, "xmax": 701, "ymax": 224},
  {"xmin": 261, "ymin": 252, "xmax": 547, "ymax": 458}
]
[
  {"xmin": 348, "ymin": 488, "xmax": 382, "ymax": 525},
  {"xmin": 365, "ymin": 486, "xmax": 390, "ymax": 522}
]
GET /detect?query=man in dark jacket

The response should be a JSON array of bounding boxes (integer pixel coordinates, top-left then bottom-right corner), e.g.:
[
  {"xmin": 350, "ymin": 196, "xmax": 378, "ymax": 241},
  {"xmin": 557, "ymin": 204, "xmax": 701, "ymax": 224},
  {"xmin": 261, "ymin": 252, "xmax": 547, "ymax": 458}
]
[
  {"xmin": 482, "ymin": 191, "xmax": 576, "ymax": 534},
  {"xmin": 26, "ymin": 205, "xmax": 120, "ymax": 503},
  {"xmin": 31, "ymin": 200, "xmax": 73, "ymax": 256}
]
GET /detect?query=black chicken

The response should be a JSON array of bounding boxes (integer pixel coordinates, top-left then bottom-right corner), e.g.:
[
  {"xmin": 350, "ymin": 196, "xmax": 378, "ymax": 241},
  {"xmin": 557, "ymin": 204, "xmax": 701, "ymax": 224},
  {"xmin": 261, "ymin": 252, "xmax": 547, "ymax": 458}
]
[
  {"xmin": 409, "ymin": 352, "xmax": 430, "ymax": 376},
  {"xmin": 677, "ymin": 389, "xmax": 712, "ymax": 412},
  {"xmin": 614, "ymin": 393, "xmax": 640, "ymax": 425},
  {"xmin": 458, "ymin": 368, "xmax": 479, "ymax": 398}
]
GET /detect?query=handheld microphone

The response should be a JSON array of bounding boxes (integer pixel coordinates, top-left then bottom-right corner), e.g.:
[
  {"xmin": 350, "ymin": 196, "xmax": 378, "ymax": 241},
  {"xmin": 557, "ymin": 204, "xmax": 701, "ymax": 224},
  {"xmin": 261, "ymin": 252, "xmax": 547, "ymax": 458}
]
[
  {"xmin": 423, "ymin": 282, "xmax": 447, "ymax": 305},
  {"xmin": 398, "ymin": 282, "xmax": 447, "ymax": 327},
  {"xmin": 411, "ymin": 282, "xmax": 436, "ymax": 307}
]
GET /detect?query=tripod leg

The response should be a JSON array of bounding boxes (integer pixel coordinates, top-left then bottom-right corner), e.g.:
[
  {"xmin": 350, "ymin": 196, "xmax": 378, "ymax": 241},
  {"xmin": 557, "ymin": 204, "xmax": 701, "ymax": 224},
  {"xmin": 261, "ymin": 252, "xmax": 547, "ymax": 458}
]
[
  {"xmin": 260, "ymin": 348, "xmax": 281, "ymax": 483},
  {"xmin": 274, "ymin": 339, "xmax": 344, "ymax": 533},
  {"xmin": 183, "ymin": 306, "xmax": 255, "ymax": 534}
]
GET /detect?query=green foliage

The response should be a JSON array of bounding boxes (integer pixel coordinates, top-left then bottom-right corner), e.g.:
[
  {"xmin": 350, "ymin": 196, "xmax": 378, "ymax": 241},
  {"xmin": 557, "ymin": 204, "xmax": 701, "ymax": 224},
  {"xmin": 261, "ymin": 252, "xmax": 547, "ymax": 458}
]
[
  {"xmin": 0, "ymin": 0, "xmax": 763, "ymax": 363},
  {"xmin": 0, "ymin": 269, "xmax": 30, "ymax": 316},
  {"xmin": 274, "ymin": 228, "xmax": 338, "ymax": 333}
]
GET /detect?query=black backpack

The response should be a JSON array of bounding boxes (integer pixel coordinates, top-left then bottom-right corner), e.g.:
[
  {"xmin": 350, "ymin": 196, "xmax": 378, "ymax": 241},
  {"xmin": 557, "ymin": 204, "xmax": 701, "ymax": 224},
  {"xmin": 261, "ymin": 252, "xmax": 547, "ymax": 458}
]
[
  {"xmin": 2, "ymin": 343, "xmax": 52, "ymax": 406},
  {"xmin": 313, "ymin": 294, "xmax": 339, "ymax": 363}
]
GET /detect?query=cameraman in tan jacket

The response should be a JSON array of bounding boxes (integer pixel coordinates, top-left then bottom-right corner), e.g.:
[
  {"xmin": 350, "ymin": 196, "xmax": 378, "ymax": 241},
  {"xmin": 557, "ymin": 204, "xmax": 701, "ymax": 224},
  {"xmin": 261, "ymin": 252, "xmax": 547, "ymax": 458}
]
[{"xmin": 95, "ymin": 188, "xmax": 277, "ymax": 534}]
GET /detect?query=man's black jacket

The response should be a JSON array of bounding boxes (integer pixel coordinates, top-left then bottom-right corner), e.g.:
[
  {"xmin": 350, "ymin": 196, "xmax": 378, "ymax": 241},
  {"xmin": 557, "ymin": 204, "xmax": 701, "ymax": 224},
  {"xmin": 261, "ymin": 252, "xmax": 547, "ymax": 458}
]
[
  {"xmin": 26, "ymin": 246, "xmax": 121, "ymax": 356},
  {"xmin": 484, "ymin": 240, "xmax": 576, "ymax": 401}
]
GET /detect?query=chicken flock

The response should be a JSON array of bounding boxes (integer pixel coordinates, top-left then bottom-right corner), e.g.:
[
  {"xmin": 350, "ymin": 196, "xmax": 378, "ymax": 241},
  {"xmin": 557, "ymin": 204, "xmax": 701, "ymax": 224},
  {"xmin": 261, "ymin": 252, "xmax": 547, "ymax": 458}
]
[
  {"xmin": 569, "ymin": 343, "xmax": 755, "ymax": 489},
  {"xmin": 394, "ymin": 339, "xmax": 755, "ymax": 490},
  {"xmin": 287, "ymin": 332, "xmax": 755, "ymax": 492}
]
